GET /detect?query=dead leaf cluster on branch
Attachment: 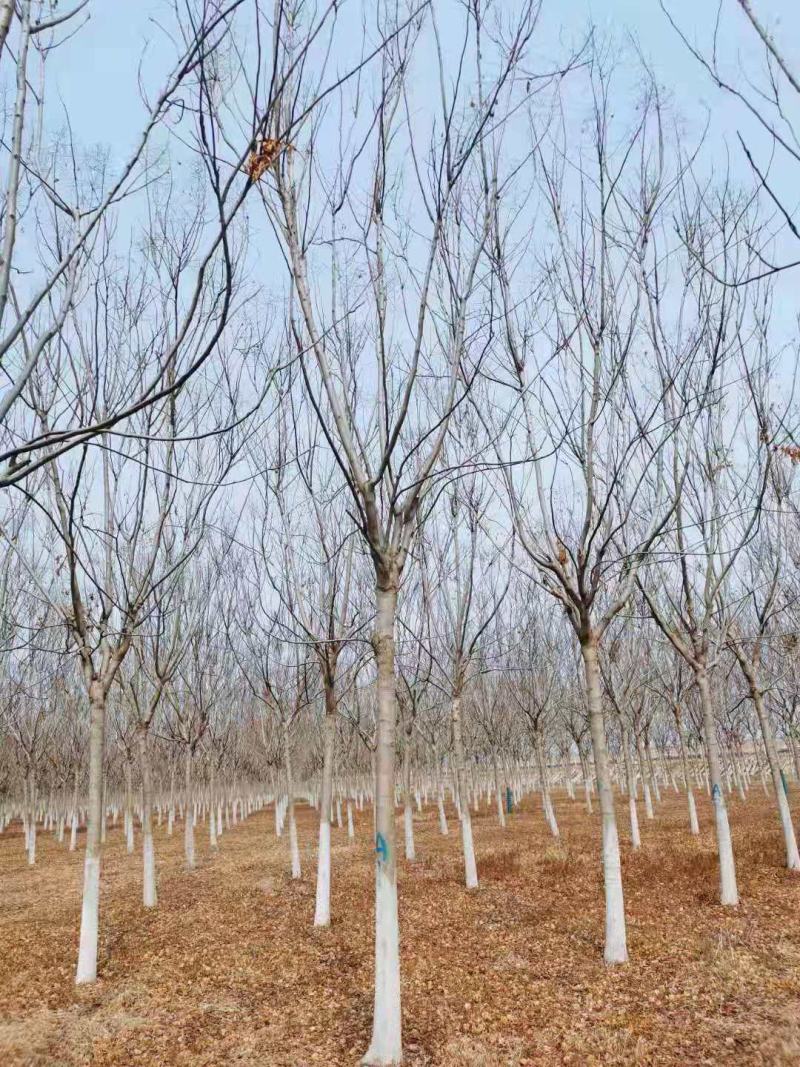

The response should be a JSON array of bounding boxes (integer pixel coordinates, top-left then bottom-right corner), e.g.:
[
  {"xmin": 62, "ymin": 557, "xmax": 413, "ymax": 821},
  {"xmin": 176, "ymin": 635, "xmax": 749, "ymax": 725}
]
[{"xmin": 246, "ymin": 139, "xmax": 291, "ymax": 182}]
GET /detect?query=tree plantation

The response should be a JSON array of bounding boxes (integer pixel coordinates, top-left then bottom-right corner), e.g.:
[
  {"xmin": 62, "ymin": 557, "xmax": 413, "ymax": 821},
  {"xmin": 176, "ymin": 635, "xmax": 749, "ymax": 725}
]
[{"xmin": 1, "ymin": 1, "xmax": 800, "ymax": 1065}]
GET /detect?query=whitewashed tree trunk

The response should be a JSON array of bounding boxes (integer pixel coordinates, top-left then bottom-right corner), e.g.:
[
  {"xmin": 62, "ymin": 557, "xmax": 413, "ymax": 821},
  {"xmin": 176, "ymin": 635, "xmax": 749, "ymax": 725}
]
[
  {"xmin": 436, "ymin": 761, "xmax": 449, "ymax": 835},
  {"xmin": 535, "ymin": 734, "xmax": 559, "ymax": 838},
  {"xmin": 402, "ymin": 730, "xmax": 416, "ymax": 861},
  {"xmin": 26, "ymin": 768, "xmax": 36, "ymax": 865},
  {"xmin": 647, "ymin": 743, "xmax": 662, "ymax": 803},
  {"xmin": 437, "ymin": 789, "xmax": 449, "ymax": 835},
  {"xmin": 492, "ymin": 752, "xmax": 506, "ymax": 829},
  {"xmin": 621, "ymin": 729, "xmax": 641, "ymax": 850},
  {"xmin": 635, "ymin": 733, "xmax": 654, "ymax": 820},
  {"xmin": 580, "ymin": 751, "xmax": 594, "ymax": 813},
  {"xmin": 137, "ymin": 729, "xmax": 157, "ymax": 908},
  {"xmin": 69, "ymin": 767, "xmax": 79, "ymax": 850},
  {"xmin": 76, "ymin": 684, "xmax": 106, "ymax": 984},
  {"xmin": 696, "ymin": 669, "xmax": 738, "ymax": 905},
  {"xmin": 362, "ymin": 584, "xmax": 402, "ymax": 1067},
  {"xmin": 283, "ymin": 722, "xmax": 301, "ymax": 880},
  {"xmin": 451, "ymin": 693, "xmax": 478, "ymax": 890},
  {"xmin": 314, "ymin": 696, "xmax": 336, "ymax": 926},
  {"xmin": 582, "ymin": 641, "xmax": 627, "ymax": 964},
  {"xmin": 184, "ymin": 748, "xmax": 196, "ymax": 870},
  {"xmin": 676, "ymin": 718, "xmax": 700, "ymax": 836},
  {"xmin": 209, "ymin": 769, "xmax": 218, "ymax": 851},
  {"xmin": 789, "ymin": 735, "xmax": 800, "ymax": 781},
  {"xmin": 124, "ymin": 760, "xmax": 135, "ymax": 853},
  {"xmin": 167, "ymin": 765, "xmax": 175, "ymax": 836},
  {"xmin": 747, "ymin": 673, "xmax": 800, "ymax": 870}
]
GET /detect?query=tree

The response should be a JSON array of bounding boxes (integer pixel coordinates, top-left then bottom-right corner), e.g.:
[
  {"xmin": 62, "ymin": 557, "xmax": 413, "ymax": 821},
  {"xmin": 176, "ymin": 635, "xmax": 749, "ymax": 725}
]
[
  {"xmin": 262, "ymin": 3, "xmax": 540, "ymax": 1059},
  {"xmin": 488, "ymin": 57, "xmax": 691, "ymax": 963}
]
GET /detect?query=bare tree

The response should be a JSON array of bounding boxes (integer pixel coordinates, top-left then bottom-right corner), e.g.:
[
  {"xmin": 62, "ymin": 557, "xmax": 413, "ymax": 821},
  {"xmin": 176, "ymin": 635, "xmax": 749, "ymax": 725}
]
[
  {"xmin": 488, "ymin": 57, "xmax": 690, "ymax": 963},
  {"xmin": 261, "ymin": 3, "xmax": 540, "ymax": 1058},
  {"xmin": 638, "ymin": 196, "xmax": 773, "ymax": 906}
]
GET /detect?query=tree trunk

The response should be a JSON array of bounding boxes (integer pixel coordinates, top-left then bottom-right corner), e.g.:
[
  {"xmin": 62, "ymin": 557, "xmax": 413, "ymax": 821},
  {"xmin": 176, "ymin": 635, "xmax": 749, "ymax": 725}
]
[
  {"xmin": 402, "ymin": 726, "xmax": 416, "ymax": 861},
  {"xmin": 675, "ymin": 714, "xmax": 700, "ymax": 836},
  {"xmin": 646, "ymin": 739, "xmax": 661, "ymax": 803},
  {"xmin": 581, "ymin": 639, "xmax": 627, "ymax": 964},
  {"xmin": 565, "ymin": 751, "xmax": 575, "ymax": 799},
  {"xmin": 362, "ymin": 583, "xmax": 402, "ymax": 1066},
  {"xmin": 621, "ymin": 727, "xmax": 641, "ymax": 850},
  {"xmin": 76, "ymin": 683, "xmax": 106, "ymax": 984},
  {"xmin": 788, "ymin": 734, "xmax": 800, "ymax": 781},
  {"xmin": 283, "ymin": 721, "xmax": 301, "ymax": 879},
  {"xmin": 26, "ymin": 767, "xmax": 36, "ymax": 865},
  {"xmin": 695, "ymin": 668, "xmax": 738, "ymax": 905},
  {"xmin": 69, "ymin": 766, "xmax": 79, "ymax": 851},
  {"xmin": 436, "ymin": 758, "xmax": 449, "ymax": 835},
  {"xmin": 124, "ymin": 759, "xmax": 135, "ymax": 854},
  {"xmin": 492, "ymin": 750, "xmax": 506, "ymax": 829},
  {"xmin": 209, "ymin": 775, "xmax": 218, "ymax": 850},
  {"xmin": 740, "ymin": 659, "xmax": 800, "ymax": 870},
  {"xmin": 137, "ymin": 728, "xmax": 157, "ymax": 908},
  {"xmin": 451, "ymin": 692, "xmax": 478, "ymax": 889},
  {"xmin": 314, "ymin": 686, "xmax": 336, "ymax": 926},
  {"xmin": 535, "ymin": 732, "xmax": 559, "ymax": 838},
  {"xmin": 579, "ymin": 750, "xmax": 593, "ymax": 813},
  {"xmin": 184, "ymin": 747, "xmax": 196, "ymax": 869},
  {"xmin": 635, "ymin": 731, "xmax": 654, "ymax": 820}
]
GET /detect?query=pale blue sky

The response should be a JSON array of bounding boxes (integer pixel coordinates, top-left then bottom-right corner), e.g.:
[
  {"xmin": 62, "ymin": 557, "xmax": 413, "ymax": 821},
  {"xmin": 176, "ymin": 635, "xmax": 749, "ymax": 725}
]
[
  {"xmin": 52, "ymin": 1, "xmax": 800, "ymax": 163},
  {"xmin": 41, "ymin": 0, "xmax": 800, "ymax": 356}
]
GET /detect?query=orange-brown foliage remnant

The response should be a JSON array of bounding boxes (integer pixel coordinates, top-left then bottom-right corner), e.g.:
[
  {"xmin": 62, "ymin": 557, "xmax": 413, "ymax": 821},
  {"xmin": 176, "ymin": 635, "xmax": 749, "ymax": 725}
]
[
  {"xmin": 246, "ymin": 138, "xmax": 288, "ymax": 181},
  {"xmin": 777, "ymin": 443, "xmax": 800, "ymax": 465}
]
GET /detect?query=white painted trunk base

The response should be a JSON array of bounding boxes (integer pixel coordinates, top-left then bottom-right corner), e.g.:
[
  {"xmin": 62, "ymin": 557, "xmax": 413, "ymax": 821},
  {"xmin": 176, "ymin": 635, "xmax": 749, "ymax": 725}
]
[
  {"xmin": 361, "ymin": 866, "xmax": 402, "ymax": 1066},
  {"xmin": 460, "ymin": 811, "xmax": 478, "ymax": 889},
  {"xmin": 628, "ymin": 794, "xmax": 641, "ymax": 850},
  {"xmin": 143, "ymin": 831, "xmax": 157, "ymax": 908},
  {"xmin": 76, "ymin": 854, "xmax": 101, "ymax": 983},
  {"xmin": 687, "ymin": 789, "xmax": 699, "ymax": 836},
  {"xmin": 314, "ymin": 820, "xmax": 331, "ymax": 927},
  {"xmin": 437, "ymin": 795, "xmax": 448, "ymax": 836},
  {"xmin": 403, "ymin": 804, "xmax": 415, "ymax": 861},
  {"xmin": 289, "ymin": 813, "xmax": 301, "ymax": 879}
]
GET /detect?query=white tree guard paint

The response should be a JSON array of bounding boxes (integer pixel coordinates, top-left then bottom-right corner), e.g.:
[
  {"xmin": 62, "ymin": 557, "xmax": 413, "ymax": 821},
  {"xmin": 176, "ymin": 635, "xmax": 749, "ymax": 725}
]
[
  {"xmin": 76, "ymin": 854, "xmax": 101, "ymax": 983},
  {"xmin": 403, "ymin": 802, "xmax": 415, "ymax": 861},
  {"xmin": 314, "ymin": 820, "xmax": 331, "ymax": 926},
  {"xmin": 362, "ymin": 865, "xmax": 402, "ymax": 1066}
]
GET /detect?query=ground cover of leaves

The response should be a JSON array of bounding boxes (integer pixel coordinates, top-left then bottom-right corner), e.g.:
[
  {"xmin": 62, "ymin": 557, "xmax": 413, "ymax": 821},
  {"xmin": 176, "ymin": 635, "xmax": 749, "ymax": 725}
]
[{"xmin": 1, "ymin": 788, "xmax": 800, "ymax": 1066}]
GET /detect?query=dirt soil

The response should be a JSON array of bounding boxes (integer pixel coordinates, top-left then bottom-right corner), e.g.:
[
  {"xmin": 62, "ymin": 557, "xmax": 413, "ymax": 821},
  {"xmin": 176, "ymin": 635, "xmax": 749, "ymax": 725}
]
[{"xmin": 1, "ymin": 788, "xmax": 800, "ymax": 1066}]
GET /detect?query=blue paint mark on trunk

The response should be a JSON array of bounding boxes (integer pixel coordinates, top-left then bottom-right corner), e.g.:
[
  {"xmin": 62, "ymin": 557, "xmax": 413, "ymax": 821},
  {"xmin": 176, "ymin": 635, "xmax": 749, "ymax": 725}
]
[{"xmin": 376, "ymin": 832, "xmax": 389, "ymax": 862}]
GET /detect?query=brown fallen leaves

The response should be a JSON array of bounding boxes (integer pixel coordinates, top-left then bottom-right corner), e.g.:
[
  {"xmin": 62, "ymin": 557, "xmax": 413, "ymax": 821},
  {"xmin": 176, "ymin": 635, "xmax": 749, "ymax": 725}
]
[{"xmin": 1, "ymin": 789, "xmax": 800, "ymax": 1065}]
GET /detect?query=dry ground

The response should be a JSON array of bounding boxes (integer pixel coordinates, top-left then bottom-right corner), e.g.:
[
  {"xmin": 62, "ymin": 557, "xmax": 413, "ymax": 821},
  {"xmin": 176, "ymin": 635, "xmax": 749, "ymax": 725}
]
[{"xmin": 1, "ymin": 788, "xmax": 800, "ymax": 1066}]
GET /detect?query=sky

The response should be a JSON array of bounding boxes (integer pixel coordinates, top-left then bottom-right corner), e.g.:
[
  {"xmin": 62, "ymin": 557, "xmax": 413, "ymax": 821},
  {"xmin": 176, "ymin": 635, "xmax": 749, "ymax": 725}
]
[
  {"xmin": 39, "ymin": 1, "xmax": 799, "ymax": 285},
  {"xmin": 35, "ymin": 1, "xmax": 799, "ymax": 254},
  {"xmin": 50, "ymin": 1, "xmax": 800, "ymax": 159},
  {"xmin": 7, "ymin": 0, "xmax": 800, "ymax": 607},
  {"xmin": 27, "ymin": 0, "xmax": 800, "ymax": 430}
]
